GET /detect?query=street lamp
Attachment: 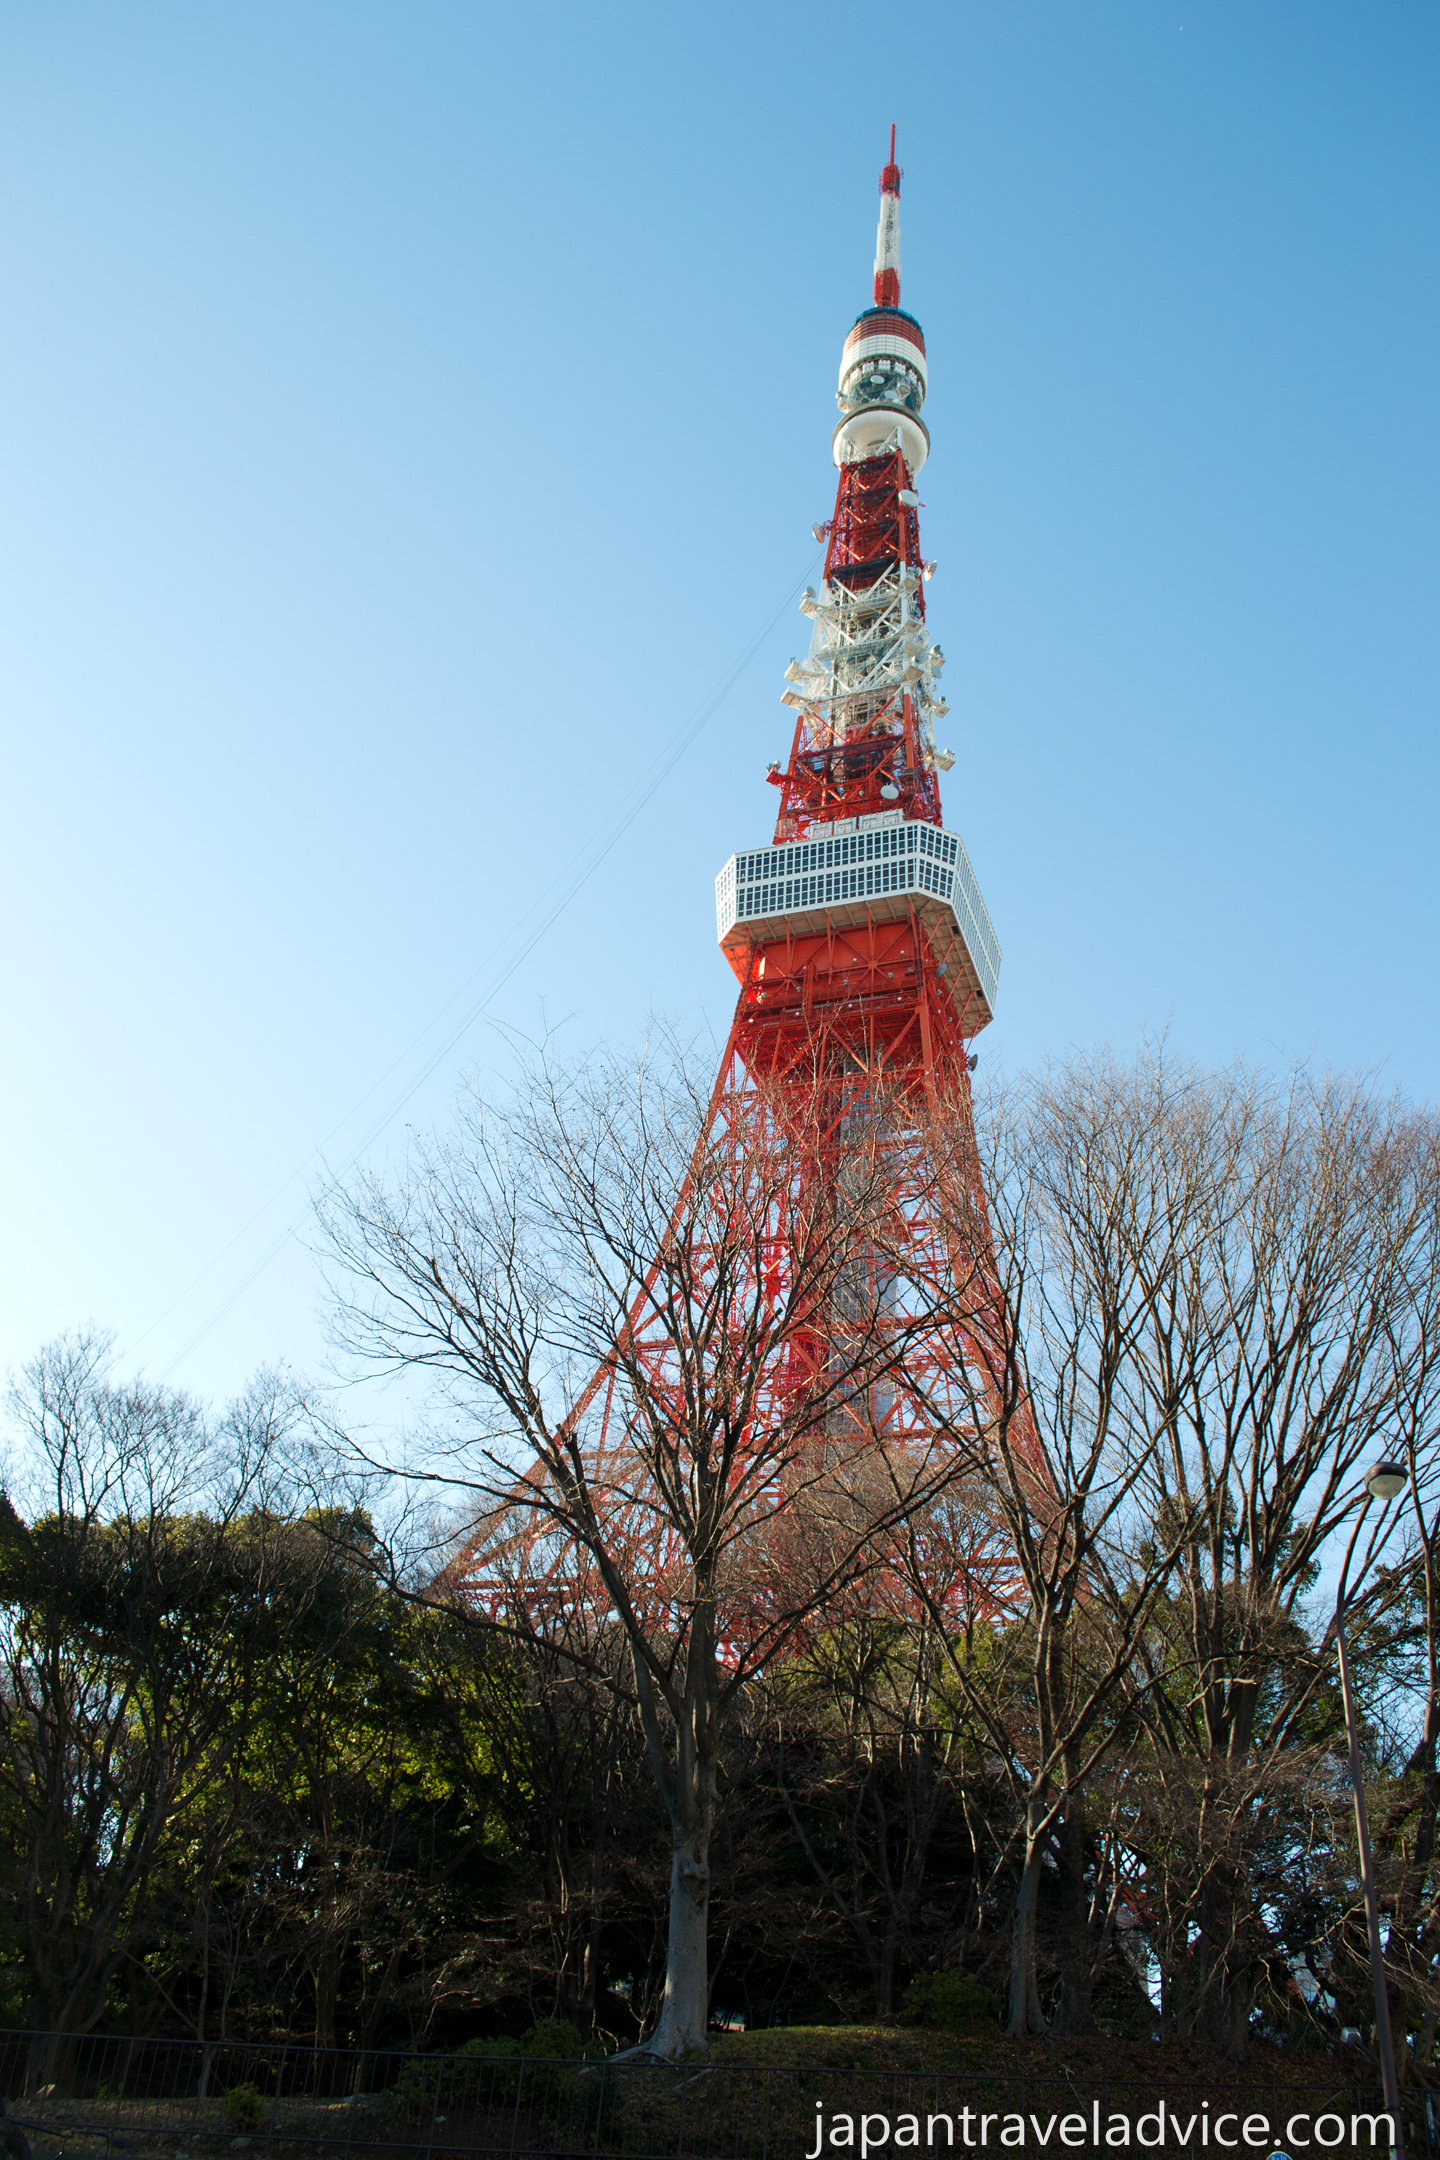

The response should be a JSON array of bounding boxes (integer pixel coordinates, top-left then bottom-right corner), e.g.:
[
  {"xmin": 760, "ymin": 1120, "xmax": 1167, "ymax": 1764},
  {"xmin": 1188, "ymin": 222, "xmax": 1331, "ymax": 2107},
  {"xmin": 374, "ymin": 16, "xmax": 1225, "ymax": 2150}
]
[{"xmin": 1333, "ymin": 1458, "xmax": 1407, "ymax": 2157}]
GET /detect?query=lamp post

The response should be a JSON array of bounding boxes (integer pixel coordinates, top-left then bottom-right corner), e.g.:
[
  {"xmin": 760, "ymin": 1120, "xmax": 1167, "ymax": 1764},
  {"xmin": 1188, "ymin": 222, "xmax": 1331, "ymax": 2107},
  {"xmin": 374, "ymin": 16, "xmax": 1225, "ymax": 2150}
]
[{"xmin": 1334, "ymin": 1457, "xmax": 1407, "ymax": 2157}]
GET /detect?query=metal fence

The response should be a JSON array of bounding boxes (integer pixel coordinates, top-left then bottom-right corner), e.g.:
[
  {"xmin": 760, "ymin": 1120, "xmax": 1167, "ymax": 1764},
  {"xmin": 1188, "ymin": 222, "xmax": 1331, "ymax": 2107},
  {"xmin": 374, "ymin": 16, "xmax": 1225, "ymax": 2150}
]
[{"xmin": 0, "ymin": 2030, "xmax": 1427, "ymax": 2160}]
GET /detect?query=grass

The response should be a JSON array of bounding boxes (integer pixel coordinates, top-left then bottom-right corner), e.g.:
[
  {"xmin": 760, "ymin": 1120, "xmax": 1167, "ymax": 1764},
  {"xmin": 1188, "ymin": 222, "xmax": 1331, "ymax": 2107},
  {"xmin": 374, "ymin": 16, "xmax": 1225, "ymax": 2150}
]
[
  {"xmin": 0, "ymin": 2026, "xmax": 1398, "ymax": 2160},
  {"xmin": 697, "ymin": 2022, "xmax": 1382, "ymax": 2095},
  {"xmin": 593, "ymin": 2028, "xmax": 1393, "ymax": 2160}
]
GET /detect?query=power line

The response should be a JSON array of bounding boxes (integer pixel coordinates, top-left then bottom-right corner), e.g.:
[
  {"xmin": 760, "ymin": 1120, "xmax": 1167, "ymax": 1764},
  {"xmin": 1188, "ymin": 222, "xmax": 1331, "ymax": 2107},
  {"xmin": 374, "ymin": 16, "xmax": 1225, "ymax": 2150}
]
[{"xmin": 143, "ymin": 554, "xmax": 820, "ymax": 1382}]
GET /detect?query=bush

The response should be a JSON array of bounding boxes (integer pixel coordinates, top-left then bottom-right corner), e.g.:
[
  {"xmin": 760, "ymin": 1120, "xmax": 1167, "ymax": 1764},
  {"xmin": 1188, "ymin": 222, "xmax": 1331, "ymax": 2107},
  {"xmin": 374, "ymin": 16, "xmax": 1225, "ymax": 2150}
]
[
  {"xmin": 224, "ymin": 2083, "xmax": 265, "ymax": 2133},
  {"xmin": 457, "ymin": 2018, "xmax": 597, "ymax": 2065},
  {"xmin": 382, "ymin": 2019, "xmax": 610, "ymax": 2127},
  {"xmin": 901, "ymin": 1971, "xmax": 1000, "ymax": 2034}
]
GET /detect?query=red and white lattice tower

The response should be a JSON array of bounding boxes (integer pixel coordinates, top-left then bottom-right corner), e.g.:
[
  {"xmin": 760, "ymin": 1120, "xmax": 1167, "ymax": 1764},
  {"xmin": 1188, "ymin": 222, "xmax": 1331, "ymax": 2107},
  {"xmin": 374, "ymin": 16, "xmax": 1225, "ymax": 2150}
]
[
  {"xmin": 448, "ymin": 135, "xmax": 1024, "ymax": 1630},
  {"xmin": 688, "ymin": 129, "xmax": 1022, "ymax": 1602}
]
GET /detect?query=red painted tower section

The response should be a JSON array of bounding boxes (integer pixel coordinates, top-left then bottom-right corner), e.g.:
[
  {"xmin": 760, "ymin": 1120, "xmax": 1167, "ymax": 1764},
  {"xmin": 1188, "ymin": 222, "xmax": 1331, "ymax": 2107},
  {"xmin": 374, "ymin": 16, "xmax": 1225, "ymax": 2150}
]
[
  {"xmin": 448, "ymin": 138, "xmax": 1032, "ymax": 1632},
  {"xmin": 656, "ymin": 134, "xmax": 1026, "ymax": 1565},
  {"xmin": 719, "ymin": 133, "xmax": 994, "ymax": 1111}
]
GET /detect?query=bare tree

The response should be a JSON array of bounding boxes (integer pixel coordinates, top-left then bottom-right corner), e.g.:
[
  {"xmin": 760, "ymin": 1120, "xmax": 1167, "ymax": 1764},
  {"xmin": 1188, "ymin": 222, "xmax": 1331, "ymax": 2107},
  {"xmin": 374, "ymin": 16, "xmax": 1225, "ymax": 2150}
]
[
  {"xmin": 1121, "ymin": 1070, "xmax": 1440, "ymax": 2058},
  {"xmin": 880, "ymin": 1048, "xmax": 1254, "ymax": 2038},
  {"xmin": 318, "ymin": 1028, "xmax": 965, "ymax": 2056}
]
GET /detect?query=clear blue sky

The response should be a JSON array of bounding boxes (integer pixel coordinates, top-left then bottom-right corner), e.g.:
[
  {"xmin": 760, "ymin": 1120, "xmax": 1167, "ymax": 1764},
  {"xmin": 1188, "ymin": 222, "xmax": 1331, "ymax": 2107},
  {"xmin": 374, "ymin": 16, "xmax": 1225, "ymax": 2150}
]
[{"xmin": 1, "ymin": 2, "xmax": 1436, "ymax": 1410}]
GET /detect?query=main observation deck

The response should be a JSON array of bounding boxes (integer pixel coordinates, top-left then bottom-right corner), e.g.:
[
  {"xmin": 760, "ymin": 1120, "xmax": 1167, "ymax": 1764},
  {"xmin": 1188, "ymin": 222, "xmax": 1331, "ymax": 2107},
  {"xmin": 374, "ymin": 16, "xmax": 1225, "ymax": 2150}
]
[{"xmin": 715, "ymin": 811, "xmax": 1001, "ymax": 1034}]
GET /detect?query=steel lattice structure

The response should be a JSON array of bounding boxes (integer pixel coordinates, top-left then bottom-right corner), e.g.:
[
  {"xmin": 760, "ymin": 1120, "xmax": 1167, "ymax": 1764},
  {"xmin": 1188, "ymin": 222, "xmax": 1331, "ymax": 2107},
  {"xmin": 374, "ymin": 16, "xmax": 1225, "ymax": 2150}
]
[{"xmin": 445, "ymin": 136, "xmax": 1037, "ymax": 1640}]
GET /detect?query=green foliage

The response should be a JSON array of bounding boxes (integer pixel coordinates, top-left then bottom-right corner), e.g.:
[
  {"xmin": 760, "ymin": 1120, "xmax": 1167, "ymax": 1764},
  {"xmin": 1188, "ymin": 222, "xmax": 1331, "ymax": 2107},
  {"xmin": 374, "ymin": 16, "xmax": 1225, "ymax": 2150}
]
[
  {"xmin": 900, "ymin": 1971, "xmax": 999, "ymax": 2035},
  {"xmin": 459, "ymin": 2016, "xmax": 602, "ymax": 2062},
  {"xmin": 383, "ymin": 2021, "xmax": 614, "ymax": 2135},
  {"xmin": 224, "ymin": 2082, "xmax": 264, "ymax": 2132}
]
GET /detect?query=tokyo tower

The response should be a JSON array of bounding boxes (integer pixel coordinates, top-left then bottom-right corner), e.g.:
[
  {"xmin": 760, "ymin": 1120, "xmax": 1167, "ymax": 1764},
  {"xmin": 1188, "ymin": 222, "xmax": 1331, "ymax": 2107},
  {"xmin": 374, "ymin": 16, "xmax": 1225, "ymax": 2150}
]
[
  {"xmin": 527, "ymin": 129, "xmax": 1016, "ymax": 1545},
  {"xmin": 440, "ymin": 133, "xmax": 1023, "ymax": 2056},
  {"xmin": 449, "ymin": 133, "xmax": 1016, "ymax": 1621},
  {"xmin": 691, "ymin": 124, "xmax": 1011, "ymax": 1491}
]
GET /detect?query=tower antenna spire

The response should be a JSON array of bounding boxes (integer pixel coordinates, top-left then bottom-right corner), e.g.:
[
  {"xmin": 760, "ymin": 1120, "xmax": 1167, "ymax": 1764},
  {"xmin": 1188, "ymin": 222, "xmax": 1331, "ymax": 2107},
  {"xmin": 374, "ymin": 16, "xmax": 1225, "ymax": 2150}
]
[{"xmin": 875, "ymin": 126, "xmax": 902, "ymax": 307}]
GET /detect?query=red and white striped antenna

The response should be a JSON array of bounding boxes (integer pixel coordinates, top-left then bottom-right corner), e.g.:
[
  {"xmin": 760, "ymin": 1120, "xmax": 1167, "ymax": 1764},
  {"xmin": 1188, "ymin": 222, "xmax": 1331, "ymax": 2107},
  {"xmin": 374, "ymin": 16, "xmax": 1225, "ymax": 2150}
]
[{"xmin": 874, "ymin": 123, "xmax": 901, "ymax": 307}]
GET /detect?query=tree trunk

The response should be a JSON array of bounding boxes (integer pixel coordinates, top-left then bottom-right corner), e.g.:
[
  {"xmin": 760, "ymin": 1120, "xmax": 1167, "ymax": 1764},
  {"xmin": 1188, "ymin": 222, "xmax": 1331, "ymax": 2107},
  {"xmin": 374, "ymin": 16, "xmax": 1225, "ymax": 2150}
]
[
  {"xmin": 26, "ymin": 2027, "xmax": 60, "ymax": 2097},
  {"xmin": 1006, "ymin": 1798, "xmax": 1048, "ymax": 2038},
  {"xmin": 1196, "ymin": 1860, "xmax": 1251, "ymax": 2064},
  {"xmin": 578, "ymin": 1752, "xmax": 612, "ymax": 2038},
  {"xmin": 1220, "ymin": 1953, "xmax": 1252, "ymax": 2065},
  {"xmin": 351, "ymin": 1944, "xmax": 404, "ymax": 2090},
  {"xmin": 876, "ymin": 1910, "xmax": 901, "ymax": 2018},
  {"xmin": 648, "ymin": 1821, "xmax": 712, "ymax": 2056},
  {"xmin": 313, "ymin": 1936, "xmax": 341, "ymax": 2053},
  {"xmin": 632, "ymin": 1644, "xmax": 717, "ymax": 2060},
  {"xmin": 1051, "ymin": 1780, "xmax": 1095, "ymax": 2037}
]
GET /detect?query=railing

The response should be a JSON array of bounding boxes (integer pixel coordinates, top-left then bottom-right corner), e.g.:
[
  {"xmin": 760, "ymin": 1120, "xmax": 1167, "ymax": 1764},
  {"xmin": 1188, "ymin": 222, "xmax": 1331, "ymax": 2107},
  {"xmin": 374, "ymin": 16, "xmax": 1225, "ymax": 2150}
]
[{"xmin": 0, "ymin": 2030, "xmax": 1424, "ymax": 2160}]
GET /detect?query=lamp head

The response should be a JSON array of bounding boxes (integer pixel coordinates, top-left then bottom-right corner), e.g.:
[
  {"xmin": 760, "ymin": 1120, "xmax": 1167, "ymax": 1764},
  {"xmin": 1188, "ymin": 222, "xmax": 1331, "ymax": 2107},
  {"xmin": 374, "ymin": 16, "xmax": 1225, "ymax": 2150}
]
[{"xmin": 1364, "ymin": 1459, "xmax": 1406, "ymax": 1503}]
